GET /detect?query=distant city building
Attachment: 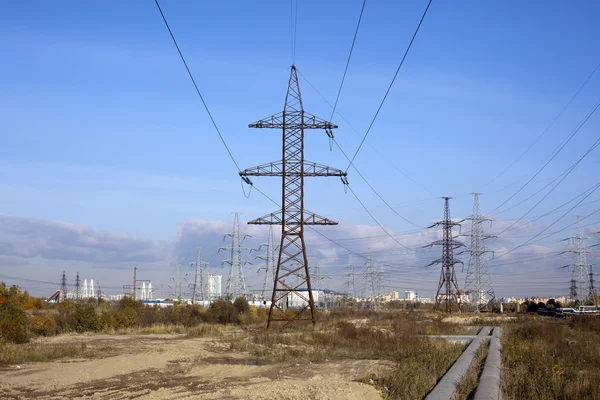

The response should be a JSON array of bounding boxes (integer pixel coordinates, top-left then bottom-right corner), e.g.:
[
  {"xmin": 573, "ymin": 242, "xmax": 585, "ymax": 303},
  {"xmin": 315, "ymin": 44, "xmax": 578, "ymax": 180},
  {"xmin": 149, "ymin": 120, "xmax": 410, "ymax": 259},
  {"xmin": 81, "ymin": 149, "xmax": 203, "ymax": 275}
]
[
  {"xmin": 405, "ymin": 291, "xmax": 417, "ymax": 301},
  {"xmin": 209, "ymin": 275, "xmax": 222, "ymax": 299}
]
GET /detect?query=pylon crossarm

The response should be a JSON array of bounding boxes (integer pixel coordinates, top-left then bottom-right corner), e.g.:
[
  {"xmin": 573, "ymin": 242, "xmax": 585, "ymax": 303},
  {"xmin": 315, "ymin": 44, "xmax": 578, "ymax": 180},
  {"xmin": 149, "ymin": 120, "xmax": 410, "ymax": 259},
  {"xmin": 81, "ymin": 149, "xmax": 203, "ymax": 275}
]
[
  {"xmin": 249, "ymin": 111, "xmax": 338, "ymax": 130},
  {"xmin": 240, "ymin": 161, "xmax": 347, "ymax": 177}
]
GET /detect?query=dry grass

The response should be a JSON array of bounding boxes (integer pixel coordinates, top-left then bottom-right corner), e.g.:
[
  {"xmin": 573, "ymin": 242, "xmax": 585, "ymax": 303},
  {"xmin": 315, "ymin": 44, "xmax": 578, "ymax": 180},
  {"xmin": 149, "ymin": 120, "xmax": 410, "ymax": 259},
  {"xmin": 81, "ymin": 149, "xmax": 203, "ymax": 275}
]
[
  {"xmin": 0, "ymin": 340, "xmax": 90, "ymax": 366},
  {"xmin": 233, "ymin": 315, "xmax": 465, "ymax": 399},
  {"xmin": 454, "ymin": 340, "xmax": 488, "ymax": 399},
  {"xmin": 503, "ymin": 316, "xmax": 600, "ymax": 399}
]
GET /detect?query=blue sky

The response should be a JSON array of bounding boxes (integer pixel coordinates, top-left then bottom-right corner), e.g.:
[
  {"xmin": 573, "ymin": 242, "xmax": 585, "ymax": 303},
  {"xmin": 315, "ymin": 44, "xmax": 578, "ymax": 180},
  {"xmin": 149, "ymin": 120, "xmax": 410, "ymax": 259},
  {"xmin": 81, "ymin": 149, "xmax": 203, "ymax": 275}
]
[{"xmin": 1, "ymin": 0, "xmax": 600, "ymax": 298}]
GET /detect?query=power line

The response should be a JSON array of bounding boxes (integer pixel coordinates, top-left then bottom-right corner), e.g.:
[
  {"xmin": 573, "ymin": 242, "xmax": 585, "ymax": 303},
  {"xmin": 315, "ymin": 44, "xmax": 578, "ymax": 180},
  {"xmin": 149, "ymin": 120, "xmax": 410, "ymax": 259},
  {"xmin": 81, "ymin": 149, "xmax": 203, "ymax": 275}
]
[
  {"xmin": 329, "ymin": 0, "xmax": 367, "ymax": 121},
  {"xmin": 484, "ymin": 61, "xmax": 600, "ymax": 187},
  {"xmin": 494, "ymin": 105, "xmax": 600, "ymax": 235},
  {"xmin": 346, "ymin": 0, "xmax": 433, "ymax": 172},
  {"xmin": 298, "ymin": 70, "xmax": 435, "ymax": 195},
  {"xmin": 347, "ymin": 185, "xmax": 417, "ymax": 251},
  {"xmin": 153, "ymin": 0, "xmax": 242, "ymax": 172},
  {"xmin": 489, "ymin": 97, "xmax": 600, "ymax": 214}
]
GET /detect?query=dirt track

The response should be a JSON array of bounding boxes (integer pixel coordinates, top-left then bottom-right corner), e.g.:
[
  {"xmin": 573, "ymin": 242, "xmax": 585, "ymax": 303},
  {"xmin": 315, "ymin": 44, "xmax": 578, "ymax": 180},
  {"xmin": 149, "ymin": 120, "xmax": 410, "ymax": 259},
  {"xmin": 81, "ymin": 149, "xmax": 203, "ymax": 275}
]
[{"xmin": 0, "ymin": 333, "xmax": 385, "ymax": 399}]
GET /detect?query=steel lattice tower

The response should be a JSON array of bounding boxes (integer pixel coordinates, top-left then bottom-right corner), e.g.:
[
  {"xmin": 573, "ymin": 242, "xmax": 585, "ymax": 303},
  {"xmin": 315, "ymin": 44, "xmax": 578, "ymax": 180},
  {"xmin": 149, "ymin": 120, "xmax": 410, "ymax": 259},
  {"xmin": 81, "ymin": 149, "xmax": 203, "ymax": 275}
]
[
  {"xmin": 75, "ymin": 272, "xmax": 81, "ymax": 301},
  {"xmin": 424, "ymin": 197, "xmax": 464, "ymax": 312},
  {"xmin": 240, "ymin": 65, "xmax": 347, "ymax": 326},
  {"xmin": 60, "ymin": 271, "xmax": 68, "ymax": 303},
  {"xmin": 363, "ymin": 255, "xmax": 377, "ymax": 302},
  {"xmin": 220, "ymin": 212, "xmax": 249, "ymax": 299},
  {"xmin": 463, "ymin": 193, "xmax": 496, "ymax": 312},
  {"xmin": 345, "ymin": 254, "xmax": 356, "ymax": 299},
  {"xmin": 253, "ymin": 226, "xmax": 277, "ymax": 300},
  {"xmin": 561, "ymin": 216, "xmax": 591, "ymax": 303},
  {"xmin": 192, "ymin": 247, "xmax": 210, "ymax": 303}
]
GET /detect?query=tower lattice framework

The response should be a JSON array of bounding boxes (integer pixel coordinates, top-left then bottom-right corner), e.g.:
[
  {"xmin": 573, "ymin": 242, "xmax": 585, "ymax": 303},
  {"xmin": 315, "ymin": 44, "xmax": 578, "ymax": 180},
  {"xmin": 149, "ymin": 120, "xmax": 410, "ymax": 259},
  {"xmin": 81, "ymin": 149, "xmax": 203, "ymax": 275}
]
[
  {"xmin": 424, "ymin": 197, "xmax": 464, "ymax": 312},
  {"xmin": 240, "ymin": 65, "xmax": 347, "ymax": 327},
  {"xmin": 561, "ymin": 216, "xmax": 592, "ymax": 303},
  {"xmin": 220, "ymin": 212, "xmax": 249, "ymax": 299},
  {"xmin": 463, "ymin": 193, "xmax": 496, "ymax": 312}
]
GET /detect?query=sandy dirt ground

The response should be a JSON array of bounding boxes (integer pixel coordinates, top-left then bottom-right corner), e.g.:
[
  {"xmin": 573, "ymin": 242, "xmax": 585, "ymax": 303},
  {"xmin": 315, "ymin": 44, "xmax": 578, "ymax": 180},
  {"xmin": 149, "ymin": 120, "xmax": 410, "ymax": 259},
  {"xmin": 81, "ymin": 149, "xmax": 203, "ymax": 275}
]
[{"xmin": 0, "ymin": 333, "xmax": 386, "ymax": 399}]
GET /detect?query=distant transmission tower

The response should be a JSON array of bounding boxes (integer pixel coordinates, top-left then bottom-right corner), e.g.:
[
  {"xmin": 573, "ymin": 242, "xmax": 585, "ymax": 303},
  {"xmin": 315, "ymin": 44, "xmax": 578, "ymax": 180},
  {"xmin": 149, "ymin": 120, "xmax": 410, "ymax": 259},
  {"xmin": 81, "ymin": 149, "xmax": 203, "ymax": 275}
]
[
  {"xmin": 424, "ymin": 197, "xmax": 464, "ymax": 312},
  {"xmin": 240, "ymin": 65, "xmax": 347, "ymax": 327},
  {"xmin": 345, "ymin": 254, "xmax": 356, "ymax": 299},
  {"xmin": 560, "ymin": 216, "xmax": 591, "ymax": 303},
  {"xmin": 60, "ymin": 271, "xmax": 68, "ymax": 302},
  {"xmin": 312, "ymin": 257, "xmax": 322, "ymax": 290},
  {"xmin": 220, "ymin": 212, "xmax": 250, "ymax": 299},
  {"xmin": 253, "ymin": 226, "xmax": 277, "ymax": 299},
  {"xmin": 463, "ymin": 193, "xmax": 496, "ymax": 312},
  {"xmin": 363, "ymin": 254, "xmax": 377, "ymax": 302},
  {"xmin": 75, "ymin": 272, "xmax": 81, "ymax": 301},
  {"xmin": 191, "ymin": 247, "xmax": 209, "ymax": 303}
]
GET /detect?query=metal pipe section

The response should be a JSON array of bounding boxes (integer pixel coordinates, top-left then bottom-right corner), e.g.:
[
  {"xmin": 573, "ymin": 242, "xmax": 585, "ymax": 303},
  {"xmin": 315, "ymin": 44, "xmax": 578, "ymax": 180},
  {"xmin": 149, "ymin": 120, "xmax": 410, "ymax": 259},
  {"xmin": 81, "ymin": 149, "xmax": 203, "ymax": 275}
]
[
  {"xmin": 425, "ymin": 326, "xmax": 492, "ymax": 400},
  {"xmin": 474, "ymin": 327, "xmax": 502, "ymax": 400}
]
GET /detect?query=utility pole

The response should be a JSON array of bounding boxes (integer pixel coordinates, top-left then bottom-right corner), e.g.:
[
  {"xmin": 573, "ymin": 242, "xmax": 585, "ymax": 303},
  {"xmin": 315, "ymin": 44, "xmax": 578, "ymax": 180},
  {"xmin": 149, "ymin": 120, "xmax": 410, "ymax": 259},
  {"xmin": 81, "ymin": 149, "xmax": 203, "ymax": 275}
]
[
  {"xmin": 589, "ymin": 265, "xmax": 596, "ymax": 301},
  {"xmin": 97, "ymin": 281, "xmax": 101, "ymax": 304},
  {"xmin": 346, "ymin": 254, "xmax": 356, "ymax": 299},
  {"xmin": 253, "ymin": 226, "xmax": 278, "ymax": 300},
  {"xmin": 560, "ymin": 216, "xmax": 591, "ymax": 303},
  {"xmin": 463, "ymin": 193, "xmax": 496, "ymax": 312},
  {"xmin": 423, "ymin": 197, "xmax": 464, "ymax": 313},
  {"xmin": 363, "ymin": 254, "xmax": 377, "ymax": 305},
  {"xmin": 220, "ymin": 212, "xmax": 250, "ymax": 299},
  {"xmin": 191, "ymin": 247, "xmax": 209, "ymax": 303},
  {"xmin": 133, "ymin": 267, "xmax": 137, "ymax": 301},
  {"xmin": 75, "ymin": 272, "xmax": 81, "ymax": 301},
  {"xmin": 60, "ymin": 271, "xmax": 68, "ymax": 303},
  {"xmin": 240, "ymin": 65, "xmax": 347, "ymax": 327}
]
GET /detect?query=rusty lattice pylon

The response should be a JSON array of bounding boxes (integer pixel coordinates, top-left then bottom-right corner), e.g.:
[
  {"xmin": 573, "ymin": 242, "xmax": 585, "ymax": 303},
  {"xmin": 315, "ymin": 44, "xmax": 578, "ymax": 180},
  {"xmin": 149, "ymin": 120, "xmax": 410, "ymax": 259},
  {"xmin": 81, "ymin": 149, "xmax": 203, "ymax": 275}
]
[{"xmin": 240, "ymin": 65, "xmax": 347, "ymax": 327}]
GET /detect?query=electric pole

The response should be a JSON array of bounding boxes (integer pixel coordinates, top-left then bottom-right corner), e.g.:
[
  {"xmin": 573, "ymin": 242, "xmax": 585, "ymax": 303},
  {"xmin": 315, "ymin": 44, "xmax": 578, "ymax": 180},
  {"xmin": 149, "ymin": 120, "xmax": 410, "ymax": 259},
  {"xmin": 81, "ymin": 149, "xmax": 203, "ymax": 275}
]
[
  {"xmin": 60, "ymin": 271, "xmax": 68, "ymax": 303},
  {"xmin": 346, "ymin": 254, "xmax": 356, "ymax": 299},
  {"xmin": 191, "ymin": 247, "xmax": 209, "ymax": 303},
  {"xmin": 560, "ymin": 216, "xmax": 591, "ymax": 303},
  {"xmin": 240, "ymin": 65, "xmax": 347, "ymax": 327},
  {"xmin": 133, "ymin": 267, "xmax": 137, "ymax": 301},
  {"xmin": 423, "ymin": 197, "xmax": 464, "ymax": 312},
  {"xmin": 463, "ymin": 193, "xmax": 496, "ymax": 312},
  {"xmin": 75, "ymin": 272, "xmax": 81, "ymax": 301},
  {"xmin": 220, "ymin": 212, "xmax": 250, "ymax": 299},
  {"xmin": 253, "ymin": 225, "xmax": 277, "ymax": 300},
  {"xmin": 363, "ymin": 254, "xmax": 377, "ymax": 305}
]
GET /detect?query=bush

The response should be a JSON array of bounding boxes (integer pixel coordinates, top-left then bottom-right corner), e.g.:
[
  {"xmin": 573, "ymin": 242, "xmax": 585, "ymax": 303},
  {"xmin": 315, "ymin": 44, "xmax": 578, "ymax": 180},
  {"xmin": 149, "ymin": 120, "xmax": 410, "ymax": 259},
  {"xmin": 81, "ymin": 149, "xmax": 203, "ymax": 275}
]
[
  {"xmin": 233, "ymin": 297, "xmax": 250, "ymax": 314},
  {"xmin": 30, "ymin": 315, "xmax": 58, "ymax": 337},
  {"xmin": 208, "ymin": 299, "xmax": 238, "ymax": 325},
  {"xmin": 0, "ymin": 283, "xmax": 30, "ymax": 343},
  {"xmin": 72, "ymin": 304, "xmax": 99, "ymax": 333}
]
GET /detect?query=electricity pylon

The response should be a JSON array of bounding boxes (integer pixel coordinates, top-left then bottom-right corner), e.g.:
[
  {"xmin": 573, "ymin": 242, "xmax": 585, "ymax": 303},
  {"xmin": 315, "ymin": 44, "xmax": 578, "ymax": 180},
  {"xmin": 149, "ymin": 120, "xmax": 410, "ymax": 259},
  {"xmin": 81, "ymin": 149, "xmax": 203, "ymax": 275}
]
[
  {"xmin": 363, "ymin": 254, "xmax": 377, "ymax": 303},
  {"xmin": 75, "ymin": 272, "xmax": 81, "ymax": 301},
  {"xmin": 220, "ymin": 212, "xmax": 250, "ymax": 299},
  {"xmin": 60, "ymin": 271, "xmax": 68, "ymax": 303},
  {"xmin": 423, "ymin": 197, "xmax": 464, "ymax": 312},
  {"xmin": 463, "ymin": 193, "xmax": 496, "ymax": 312},
  {"xmin": 345, "ymin": 254, "xmax": 356, "ymax": 299},
  {"xmin": 191, "ymin": 247, "xmax": 210, "ymax": 303},
  {"xmin": 240, "ymin": 65, "xmax": 347, "ymax": 327},
  {"xmin": 252, "ymin": 226, "xmax": 278, "ymax": 300},
  {"xmin": 560, "ymin": 216, "xmax": 592, "ymax": 303}
]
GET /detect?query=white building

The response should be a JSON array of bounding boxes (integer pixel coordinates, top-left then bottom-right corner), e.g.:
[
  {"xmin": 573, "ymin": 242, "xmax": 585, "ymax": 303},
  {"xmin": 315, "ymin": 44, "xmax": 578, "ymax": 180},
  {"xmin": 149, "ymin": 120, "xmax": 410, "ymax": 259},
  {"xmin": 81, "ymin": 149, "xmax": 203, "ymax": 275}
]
[
  {"xmin": 209, "ymin": 275, "xmax": 222, "ymax": 299},
  {"xmin": 405, "ymin": 291, "xmax": 417, "ymax": 301}
]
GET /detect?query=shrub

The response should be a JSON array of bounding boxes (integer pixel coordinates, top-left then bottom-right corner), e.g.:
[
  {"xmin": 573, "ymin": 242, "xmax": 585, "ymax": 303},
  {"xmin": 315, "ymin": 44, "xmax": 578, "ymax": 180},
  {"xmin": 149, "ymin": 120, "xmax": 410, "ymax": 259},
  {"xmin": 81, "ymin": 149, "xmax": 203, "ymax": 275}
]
[
  {"xmin": 30, "ymin": 315, "xmax": 58, "ymax": 337},
  {"xmin": 208, "ymin": 299, "xmax": 238, "ymax": 324},
  {"xmin": 233, "ymin": 297, "xmax": 250, "ymax": 314},
  {"xmin": 72, "ymin": 304, "xmax": 99, "ymax": 333},
  {"xmin": 0, "ymin": 283, "xmax": 30, "ymax": 343}
]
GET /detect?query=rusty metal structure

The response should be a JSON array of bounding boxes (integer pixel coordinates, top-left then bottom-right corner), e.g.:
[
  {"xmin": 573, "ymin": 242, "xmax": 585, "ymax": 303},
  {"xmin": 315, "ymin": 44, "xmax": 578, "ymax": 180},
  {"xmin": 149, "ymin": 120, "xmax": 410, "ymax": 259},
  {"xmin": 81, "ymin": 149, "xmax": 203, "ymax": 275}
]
[
  {"xmin": 240, "ymin": 65, "xmax": 347, "ymax": 327},
  {"xmin": 423, "ymin": 197, "xmax": 464, "ymax": 312}
]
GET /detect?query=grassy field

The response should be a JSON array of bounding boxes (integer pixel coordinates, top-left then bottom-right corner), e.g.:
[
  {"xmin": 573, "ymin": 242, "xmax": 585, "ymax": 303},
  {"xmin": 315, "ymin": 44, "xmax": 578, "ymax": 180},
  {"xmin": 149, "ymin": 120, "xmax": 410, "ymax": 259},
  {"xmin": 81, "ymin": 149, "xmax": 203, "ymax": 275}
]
[
  {"xmin": 502, "ymin": 315, "xmax": 600, "ymax": 399},
  {"xmin": 233, "ymin": 310, "xmax": 468, "ymax": 399}
]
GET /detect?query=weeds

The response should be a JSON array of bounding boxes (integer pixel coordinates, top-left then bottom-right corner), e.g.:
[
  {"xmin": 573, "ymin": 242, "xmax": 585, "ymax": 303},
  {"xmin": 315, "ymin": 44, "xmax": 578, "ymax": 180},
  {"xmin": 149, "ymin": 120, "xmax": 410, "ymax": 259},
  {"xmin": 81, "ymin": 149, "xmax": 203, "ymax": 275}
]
[
  {"xmin": 454, "ymin": 340, "xmax": 488, "ymax": 399},
  {"xmin": 502, "ymin": 317, "xmax": 600, "ymax": 399},
  {"xmin": 0, "ymin": 341, "xmax": 89, "ymax": 366},
  {"xmin": 233, "ymin": 317, "xmax": 464, "ymax": 399}
]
